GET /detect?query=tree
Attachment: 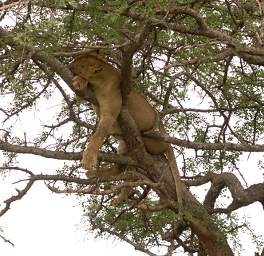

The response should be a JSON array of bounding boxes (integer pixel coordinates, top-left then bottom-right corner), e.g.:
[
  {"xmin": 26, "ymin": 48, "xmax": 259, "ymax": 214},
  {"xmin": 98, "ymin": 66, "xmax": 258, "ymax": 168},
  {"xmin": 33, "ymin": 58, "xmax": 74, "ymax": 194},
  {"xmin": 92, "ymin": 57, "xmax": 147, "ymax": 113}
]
[{"xmin": 0, "ymin": 0, "xmax": 264, "ymax": 255}]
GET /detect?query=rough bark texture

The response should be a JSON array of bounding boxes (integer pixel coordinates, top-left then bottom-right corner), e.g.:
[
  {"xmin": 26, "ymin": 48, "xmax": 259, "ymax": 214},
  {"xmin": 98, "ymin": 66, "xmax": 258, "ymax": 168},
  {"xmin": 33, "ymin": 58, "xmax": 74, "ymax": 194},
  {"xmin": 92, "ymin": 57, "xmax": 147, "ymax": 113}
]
[{"xmin": 118, "ymin": 108, "xmax": 234, "ymax": 256}]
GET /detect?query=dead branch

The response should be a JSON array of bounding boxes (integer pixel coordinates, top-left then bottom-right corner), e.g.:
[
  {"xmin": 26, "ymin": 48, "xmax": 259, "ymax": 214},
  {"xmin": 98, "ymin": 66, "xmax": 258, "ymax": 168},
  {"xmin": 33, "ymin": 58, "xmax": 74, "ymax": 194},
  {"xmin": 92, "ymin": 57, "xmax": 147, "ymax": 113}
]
[
  {"xmin": 0, "ymin": 233, "xmax": 14, "ymax": 247},
  {"xmin": 0, "ymin": 179, "xmax": 34, "ymax": 217}
]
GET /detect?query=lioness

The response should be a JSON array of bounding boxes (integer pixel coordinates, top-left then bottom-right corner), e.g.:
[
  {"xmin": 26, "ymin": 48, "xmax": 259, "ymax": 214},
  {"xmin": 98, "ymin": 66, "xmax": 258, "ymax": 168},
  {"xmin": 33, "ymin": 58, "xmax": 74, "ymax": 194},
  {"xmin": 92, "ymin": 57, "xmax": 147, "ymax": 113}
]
[
  {"xmin": 69, "ymin": 53, "xmax": 182, "ymax": 206},
  {"xmin": 69, "ymin": 53, "xmax": 168, "ymax": 171}
]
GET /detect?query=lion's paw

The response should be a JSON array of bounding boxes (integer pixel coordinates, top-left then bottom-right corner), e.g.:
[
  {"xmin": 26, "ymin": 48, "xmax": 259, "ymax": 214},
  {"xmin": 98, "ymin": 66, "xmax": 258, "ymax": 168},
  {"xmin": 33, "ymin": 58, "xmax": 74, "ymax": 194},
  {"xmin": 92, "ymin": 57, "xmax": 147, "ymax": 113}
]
[{"xmin": 81, "ymin": 148, "xmax": 98, "ymax": 171}]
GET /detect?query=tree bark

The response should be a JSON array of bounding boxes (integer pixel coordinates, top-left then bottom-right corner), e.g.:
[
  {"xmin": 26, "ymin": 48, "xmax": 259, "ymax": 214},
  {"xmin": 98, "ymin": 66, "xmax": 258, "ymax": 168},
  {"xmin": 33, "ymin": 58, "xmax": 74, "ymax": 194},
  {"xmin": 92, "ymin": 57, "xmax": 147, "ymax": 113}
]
[{"xmin": 118, "ymin": 108, "xmax": 234, "ymax": 256}]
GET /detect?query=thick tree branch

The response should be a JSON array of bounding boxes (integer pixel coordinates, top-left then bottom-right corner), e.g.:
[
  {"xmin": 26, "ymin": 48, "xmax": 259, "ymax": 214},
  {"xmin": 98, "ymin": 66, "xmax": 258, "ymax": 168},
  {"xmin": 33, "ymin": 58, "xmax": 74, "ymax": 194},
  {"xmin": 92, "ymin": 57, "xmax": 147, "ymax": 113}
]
[
  {"xmin": 117, "ymin": 23, "xmax": 156, "ymax": 171},
  {"xmin": 187, "ymin": 172, "xmax": 264, "ymax": 213},
  {"xmin": 183, "ymin": 172, "xmax": 264, "ymax": 213},
  {"xmin": 0, "ymin": 139, "xmax": 138, "ymax": 166},
  {"xmin": 144, "ymin": 130, "xmax": 264, "ymax": 152}
]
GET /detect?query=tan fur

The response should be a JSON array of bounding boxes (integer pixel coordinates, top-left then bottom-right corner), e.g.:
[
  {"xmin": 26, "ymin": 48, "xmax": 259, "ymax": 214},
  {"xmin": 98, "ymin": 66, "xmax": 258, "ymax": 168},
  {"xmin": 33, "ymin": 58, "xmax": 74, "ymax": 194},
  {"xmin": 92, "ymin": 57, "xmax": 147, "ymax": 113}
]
[
  {"xmin": 69, "ymin": 54, "xmax": 168, "ymax": 170},
  {"xmin": 69, "ymin": 54, "xmax": 182, "ymax": 206}
]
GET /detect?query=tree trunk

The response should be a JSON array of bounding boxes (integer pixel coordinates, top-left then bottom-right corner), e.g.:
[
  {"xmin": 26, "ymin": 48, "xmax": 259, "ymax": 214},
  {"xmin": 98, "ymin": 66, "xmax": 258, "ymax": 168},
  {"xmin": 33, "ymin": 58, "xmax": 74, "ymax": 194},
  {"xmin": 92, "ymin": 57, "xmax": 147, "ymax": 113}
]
[{"xmin": 148, "ymin": 155, "xmax": 234, "ymax": 256}]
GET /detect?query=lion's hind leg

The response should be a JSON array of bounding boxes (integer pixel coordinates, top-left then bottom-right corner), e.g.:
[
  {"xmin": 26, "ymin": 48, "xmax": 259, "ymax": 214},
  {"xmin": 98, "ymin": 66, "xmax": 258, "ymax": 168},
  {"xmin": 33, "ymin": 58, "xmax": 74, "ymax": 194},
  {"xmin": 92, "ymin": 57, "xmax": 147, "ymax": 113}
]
[{"xmin": 85, "ymin": 164, "xmax": 122, "ymax": 178}]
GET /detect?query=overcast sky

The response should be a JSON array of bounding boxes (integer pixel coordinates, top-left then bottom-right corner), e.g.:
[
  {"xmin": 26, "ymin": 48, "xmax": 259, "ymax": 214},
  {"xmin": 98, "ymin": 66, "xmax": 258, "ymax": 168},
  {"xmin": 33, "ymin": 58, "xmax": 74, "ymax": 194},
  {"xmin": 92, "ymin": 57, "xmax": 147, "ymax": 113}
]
[{"xmin": 0, "ymin": 178, "xmax": 145, "ymax": 256}]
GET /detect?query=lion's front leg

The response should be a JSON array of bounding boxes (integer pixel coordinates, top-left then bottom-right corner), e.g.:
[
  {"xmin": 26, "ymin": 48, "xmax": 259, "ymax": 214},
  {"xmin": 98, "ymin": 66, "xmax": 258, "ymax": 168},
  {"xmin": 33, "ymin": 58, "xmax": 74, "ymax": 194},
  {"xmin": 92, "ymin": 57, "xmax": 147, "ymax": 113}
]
[
  {"xmin": 82, "ymin": 115, "xmax": 117, "ymax": 170},
  {"xmin": 82, "ymin": 84, "xmax": 122, "ymax": 170},
  {"xmin": 82, "ymin": 91, "xmax": 122, "ymax": 171}
]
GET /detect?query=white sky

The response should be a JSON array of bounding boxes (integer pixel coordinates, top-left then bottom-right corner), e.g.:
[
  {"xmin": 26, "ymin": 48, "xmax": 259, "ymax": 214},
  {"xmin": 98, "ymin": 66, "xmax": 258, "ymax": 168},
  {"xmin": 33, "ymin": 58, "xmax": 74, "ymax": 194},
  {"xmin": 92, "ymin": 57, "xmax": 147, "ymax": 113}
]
[
  {"xmin": 0, "ymin": 184, "xmax": 146, "ymax": 256},
  {"xmin": 0, "ymin": 181, "xmax": 145, "ymax": 256}
]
